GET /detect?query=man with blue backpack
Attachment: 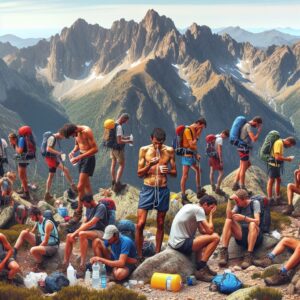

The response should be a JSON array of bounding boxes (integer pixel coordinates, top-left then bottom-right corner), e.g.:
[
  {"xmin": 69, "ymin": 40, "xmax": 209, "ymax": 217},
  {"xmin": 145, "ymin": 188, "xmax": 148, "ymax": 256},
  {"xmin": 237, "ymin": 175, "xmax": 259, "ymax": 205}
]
[
  {"xmin": 41, "ymin": 130, "xmax": 77, "ymax": 204},
  {"xmin": 230, "ymin": 116, "xmax": 263, "ymax": 193}
]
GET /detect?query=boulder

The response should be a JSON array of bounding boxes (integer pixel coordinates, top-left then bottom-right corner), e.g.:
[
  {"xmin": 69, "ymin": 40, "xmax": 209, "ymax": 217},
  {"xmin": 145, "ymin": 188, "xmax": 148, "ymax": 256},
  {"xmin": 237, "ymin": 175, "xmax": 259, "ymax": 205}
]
[
  {"xmin": 11, "ymin": 192, "xmax": 32, "ymax": 208},
  {"xmin": 292, "ymin": 195, "xmax": 300, "ymax": 214},
  {"xmin": 0, "ymin": 206, "xmax": 14, "ymax": 228},
  {"xmin": 131, "ymin": 247, "xmax": 194, "ymax": 283},
  {"xmin": 226, "ymin": 286, "xmax": 282, "ymax": 300},
  {"xmin": 37, "ymin": 200, "xmax": 56, "ymax": 214}
]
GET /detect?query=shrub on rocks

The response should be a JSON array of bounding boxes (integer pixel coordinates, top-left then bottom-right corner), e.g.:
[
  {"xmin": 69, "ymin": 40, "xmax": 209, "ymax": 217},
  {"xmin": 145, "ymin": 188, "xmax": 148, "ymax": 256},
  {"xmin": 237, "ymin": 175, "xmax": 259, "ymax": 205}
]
[{"xmin": 0, "ymin": 224, "xmax": 30, "ymax": 244}]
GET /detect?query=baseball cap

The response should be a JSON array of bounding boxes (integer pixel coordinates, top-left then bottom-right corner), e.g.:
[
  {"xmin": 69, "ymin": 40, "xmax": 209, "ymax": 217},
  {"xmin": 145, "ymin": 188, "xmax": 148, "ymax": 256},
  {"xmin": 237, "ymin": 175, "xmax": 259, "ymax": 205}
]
[{"xmin": 103, "ymin": 225, "xmax": 119, "ymax": 240}]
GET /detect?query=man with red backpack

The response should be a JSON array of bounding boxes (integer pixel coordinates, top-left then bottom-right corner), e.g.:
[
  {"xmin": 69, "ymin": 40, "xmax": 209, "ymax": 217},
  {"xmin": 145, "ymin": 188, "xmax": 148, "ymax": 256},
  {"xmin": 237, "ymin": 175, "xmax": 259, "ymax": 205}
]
[{"xmin": 206, "ymin": 129, "xmax": 229, "ymax": 196}]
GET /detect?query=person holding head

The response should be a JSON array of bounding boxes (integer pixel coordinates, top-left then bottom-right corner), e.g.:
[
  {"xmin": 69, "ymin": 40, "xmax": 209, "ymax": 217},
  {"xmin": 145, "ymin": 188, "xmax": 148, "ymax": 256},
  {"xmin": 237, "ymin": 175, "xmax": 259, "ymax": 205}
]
[
  {"xmin": 232, "ymin": 116, "xmax": 263, "ymax": 193},
  {"xmin": 58, "ymin": 123, "xmax": 98, "ymax": 224},
  {"xmin": 266, "ymin": 136, "xmax": 296, "ymax": 210},
  {"xmin": 62, "ymin": 194, "xmax": 107, "ymax": 276},
  {"xmin": 168, "ymin": 195, "xmax": 219, "ymax": 282},
  {"xmin": 110, "ymin": 113, "xmax": 133, "ymax": 193},
  {"xmin": 136, "ymin": 128, "xmax": 176, "ymax": 259},
  {"xmin": 284, "ymin": 165, "xmax": 300, "ymax": 215},
  {"xmin": 180, "ymin": 118, "xmax": 207, "ymax": 205},
  {"xmin": 91, "ymin": 225, "xmax": 137, "ymax": 281},
  {"xmin": 219, "ymin": 189, "xmax": 263, "ymax": 269},
  {"xmin": 13, "ymin": 206, "xmax": 59, "ymax": 267}
]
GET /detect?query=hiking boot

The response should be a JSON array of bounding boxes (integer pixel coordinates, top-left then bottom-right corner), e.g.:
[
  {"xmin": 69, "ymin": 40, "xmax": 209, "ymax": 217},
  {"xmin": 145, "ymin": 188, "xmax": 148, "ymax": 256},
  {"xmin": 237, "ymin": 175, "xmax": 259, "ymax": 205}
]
[
  {"xmin": 197, "ymin": 188, "xmax": 207, "ymax": 199},
  {"xmin": 218, "ymin": 247, "xmax": 229, "ymax": 267},
  {"xmin": 113, "ymin": 181, "xmax": 127, "ymax": 193},
  {"xmin": 20, "ymin": 191, "xmax": 30, "ymax": 200},
  {"xmin": 194, "ymin": 266, "xmax": 214, "ymax": 282},
  {"xmin": 211, "ymin": 184, "xmax": 216, "ymax": 192},
  {"xmin": 232, "ymin": 182, "xmax": 240, "ymax": 191},
  {"xmin": 68, "ymin": 210, "xmax": 82, "ymax": 225},
  {"xmin": 275, "ymin": 196, "xmax": 284, "ymax": 205},
  {"xmin": 283, "ymin": 204, "xmax": 294, "ymax": 215},
  {"xmin": 253, "ymin": 255, "xmax": 273, "ymax": 268},
  {"xmin": 215, "ymin": 187, "xmax": 226, "ymax": 196},
  {"xmin": 16, "ymin": 187, "xmax": 24, "ymax": 194},
  {"xmin": 181, "ymin": 194, "xmax": 192, "ymax": 205},
  {"xmin": 241, "ymin": 252, "xmax": 254, "ymax": 269},
  {"xmin": 44, "ymin": 192, "xmax": 55, "ymax": 206},
  {"xmin": 264, "ymin": 270, "xmax": 290, "ymax": 286}
]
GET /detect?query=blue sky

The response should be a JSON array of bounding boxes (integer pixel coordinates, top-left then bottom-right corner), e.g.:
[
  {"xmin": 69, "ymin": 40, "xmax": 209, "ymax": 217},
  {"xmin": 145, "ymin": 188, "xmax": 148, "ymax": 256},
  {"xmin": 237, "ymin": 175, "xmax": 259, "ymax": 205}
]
[{"xmin": 0, "ymin": 0, "xmax": 299, "ymax": 37}]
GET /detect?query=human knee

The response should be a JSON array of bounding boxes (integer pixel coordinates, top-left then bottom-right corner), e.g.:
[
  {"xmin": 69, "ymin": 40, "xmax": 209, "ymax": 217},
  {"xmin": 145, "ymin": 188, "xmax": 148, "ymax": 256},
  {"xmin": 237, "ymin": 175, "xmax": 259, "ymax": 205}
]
[
  {"xmin": 113, "ymin": 269, "xmax": 126, "ymax": 281},
  {"xmin": 248, "ymin": 221, "xmax": 258, "ymax": 231},
  {"xmin": 79, "ymin": 231, "xmax": 88, "ymax": 240},
  {"xmin": 92, "ymin": 238, "xmax": 102, "ymax": 249},
  {"xmin": 212, "ymin": 233, "xmax": 220, "ymax": 243}
]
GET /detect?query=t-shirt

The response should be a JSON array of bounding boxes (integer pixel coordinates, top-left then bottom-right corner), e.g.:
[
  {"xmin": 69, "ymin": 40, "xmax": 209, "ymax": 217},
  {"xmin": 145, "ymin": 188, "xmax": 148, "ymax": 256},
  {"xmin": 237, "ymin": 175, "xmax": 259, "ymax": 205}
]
[
  {"xmin": 215, "ymin": 134, "xmax": 223, "ymax": 147},
  {"xmin": 85, "ymin": 203, "xmax": 107, "ymax": 231},
  {"xmin": 104, "ymin": 235, "xmax": 137, "ymax": 260},
  {"xmin": 269, "ymin": 139, "xmax": 284, "ymax": 167},
  {"xmin": 168, "ymin": 204, "xmax": 206, "ymax": 248},
  {"xmin": 240, "ymin": 123, "xmax": 252, "ymax": 145},
  {"xmin": 232, "ymin": 200, "xmax": 261, "ymax": 228},
  {"xmin": 0, "ymin": 139, "xmax": 8, "ymax": 158},
  {"xmin": 116, "ymin": 123, "xmax": 123, "ymax": 137},
  {"xmin": 47, "ymin": 135, "xmax": 56, "ymax": 149},
  {"xmin": 182, "ymin": 127, "xmax": 196, "ymax": 150}
]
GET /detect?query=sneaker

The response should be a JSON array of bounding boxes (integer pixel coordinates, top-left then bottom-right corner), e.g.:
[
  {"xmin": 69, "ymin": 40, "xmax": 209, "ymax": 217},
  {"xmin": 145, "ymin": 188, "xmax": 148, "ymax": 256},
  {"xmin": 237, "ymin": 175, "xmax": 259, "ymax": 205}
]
[
  {"xmin": 282, "ymin": 204, "xmax": 294, "ymax": 215},
  {"xmin": 241, "ymin": 252, "xmax": 253, "ymax": 269},
  {"xmin": 182, "ymin": 194, "xmax": 192, "ymax": 205},
  {"xmin": 232, "ymin": 182, "xmax": 240, "ymax": 191},
  {"xmin": 194, "ymin": 265, "xmax": 214, "ymax": 282},
  {"xmin": 264, "ymin": 270, "xmax": 290, "ymax": 286},
  {"xmin": 253, "ymin": 255, "xmax": 273, "ymax": 268},
  {"xmin": 218, "ymin": 247, "xmax": 229, "ymax": 267},
  {"xmin": 211, "ymin": 184, "xmax": 216, "ymax": 192},
  {"xmin": 215, "ymin": 188, "xmax": 226, "ymax": 196},
  {"xmin": 197, "ymin": 188, "xmax": 207, "ymax": 199},
  {"xmin": 20, "ymin": 191, "xmax": 30, "ymax": 200}
]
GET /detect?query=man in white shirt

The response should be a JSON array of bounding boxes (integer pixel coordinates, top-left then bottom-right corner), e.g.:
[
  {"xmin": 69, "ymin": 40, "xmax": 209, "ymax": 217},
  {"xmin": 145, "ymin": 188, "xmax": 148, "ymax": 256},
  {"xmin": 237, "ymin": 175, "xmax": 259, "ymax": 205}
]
[{"xmin": 0, "ymin": 138, "xmax": 8, "ymax": 177}]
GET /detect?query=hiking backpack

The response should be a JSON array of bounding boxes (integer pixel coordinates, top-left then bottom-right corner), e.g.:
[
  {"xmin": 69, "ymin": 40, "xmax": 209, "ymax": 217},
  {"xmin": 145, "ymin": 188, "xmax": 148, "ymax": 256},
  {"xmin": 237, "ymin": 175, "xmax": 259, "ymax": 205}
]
[
  {"xmin": 116, "ymin": 219, "xmax": 136, "ymax": 241},
  {"xmin": 205, "ymin": 134, "xmax": 218, "ymax": 158},
  {"xmin": 99, "ymin": 198, "xmax": 116, "ymax": 225},
  {"xmin": 102, "ymin": 121, "xmax": 124, "ymax": 151},
  {"xmin": 211, "ymin": 272, "xmax": 243, "ymax": 294},
  {"xmin": 18, "ymin": 126, "xmax": 36, "ymax": 160},
  {"xmin": 41, "ymin": 131, "xmax": 57, "ymax": 157},
  {"xmin": 229, "ymin": 116, "xmax": 248, "ymax": 148},
  {"xmin": 42, "ymin": 210, "xmax": 60, "ymax": 245},
  {"xmin": 259, "ymin": 130, "xmax": 281, "ymax": 163},
  {"xmin": 172, "ymin": 125, "xmax": 195, "ymax": 156},
  {"xmin": 45, "ymin": 272, "xmax": 69, "ymax": 293}
]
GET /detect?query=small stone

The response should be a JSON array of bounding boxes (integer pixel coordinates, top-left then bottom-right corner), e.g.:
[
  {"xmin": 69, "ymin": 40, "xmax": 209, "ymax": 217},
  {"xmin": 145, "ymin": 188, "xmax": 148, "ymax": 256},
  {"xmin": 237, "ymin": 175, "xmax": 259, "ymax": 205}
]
[
  {"xmin": 287, "ymin": 283, "xmax": 295, "ymax": 295},
  {"xmin": 246, "ymin": 265, "xmax": 258, "ymax": 271}
]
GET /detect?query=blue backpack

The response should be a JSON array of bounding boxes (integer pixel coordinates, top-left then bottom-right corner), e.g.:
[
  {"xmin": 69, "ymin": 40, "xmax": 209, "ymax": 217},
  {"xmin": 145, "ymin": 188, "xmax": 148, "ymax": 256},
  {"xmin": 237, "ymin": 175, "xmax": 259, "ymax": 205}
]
[
  {"xmin": 41, "ymin": 131, "xmax": 57, "ymax": 157},
  {"xmin": 117, "ymin": 219, "xmax": 136, "ymax": 241},
  {"xmin": 229, "ymin": 116, "xmax": 248, "ymax": 148},
  {"xmin": 45, "ymin": 272, "xmax": 69, "ymax": 293},
  {"xmin": 212, "ymin": 272, "xmax": 243, "ymax": 294}
]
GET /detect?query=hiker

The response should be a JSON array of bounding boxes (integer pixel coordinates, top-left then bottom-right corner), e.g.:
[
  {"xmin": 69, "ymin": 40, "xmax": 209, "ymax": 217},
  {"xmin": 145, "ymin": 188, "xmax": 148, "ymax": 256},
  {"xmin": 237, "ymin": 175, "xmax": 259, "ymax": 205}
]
[
  {"xmin": 42, "ymin": 130, "xmax": 77, "ymax": 203},
  {"xmin": 0, "ymin": 172, "xmax": 16, "ymax": 206},
  {"xmin": 108, "ymin": 113, "xmax": 133, "ymax": 193},
  {"xmin": 180, "ymin": 118, "xmax": 207, "ymax": 205},
  {"xmin": 0, "ymin": 233, "xmax": 21, "ymax": 281},
  {"xmin": 265, "ymin": 136, "xmax": 296, "ymax": 210},
  {"xmin": 207, "ymin": 129, "xmax": 229, "ymax": 196},
  {"xmin": 13, "ymin": 206, "xmax": 59, "ymax": 268},
  {"xmin": 136, "ymin": 128, "xmax": 176, "ymax": 259},
  {"xmin": 253, "ymin": 237, "xmax": 300, "ymax": 286},
  {"xmin": 59, "ymin": 123, "xmax": 98, "ymax": 223},
  {"xmin": 284, "ymin": 165, "xmax": 300, "ymax": 215},
  {"xmin": 219, "ymin": 189, "xmax": 263, "ymax": 269},
  {"xmin": 168, "ymin": 195, "xmax": 219, "ymax": 282},
  {"xmin": 62, "ymin": 194, "xmax": 108, "ymax": 276},
  {"xmin": 0, "ymin": 137, "xmax": 8, "ymax": 177},
  {"xmin": 8, "ymin": 132, "xmax": 31, "ymax": 200},
  {"xmin": 91, "ymin": 224, "xmax": 137, "ymax": 281},
  {"xmin": 231, "ymin": 116, "xmax": 263, "ymax": 193}
]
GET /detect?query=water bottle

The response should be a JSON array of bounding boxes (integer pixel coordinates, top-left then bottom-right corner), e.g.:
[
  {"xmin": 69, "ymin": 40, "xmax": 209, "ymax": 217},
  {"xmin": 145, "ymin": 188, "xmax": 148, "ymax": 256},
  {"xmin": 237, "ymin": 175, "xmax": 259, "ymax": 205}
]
[
  {"xmin": 92, "ymin": 262, "xmax": 100, "ymax": 289},
  {"xmin": 84, "ymin": 270, "xmax": 91, "ymax": 285},
  {"xmin": 67, "ymin": 263, "xmax": 77, "ymax": 285},
  {"xmin": 100, "ymin": 263, "xmax": 107, "ymax": 288}
]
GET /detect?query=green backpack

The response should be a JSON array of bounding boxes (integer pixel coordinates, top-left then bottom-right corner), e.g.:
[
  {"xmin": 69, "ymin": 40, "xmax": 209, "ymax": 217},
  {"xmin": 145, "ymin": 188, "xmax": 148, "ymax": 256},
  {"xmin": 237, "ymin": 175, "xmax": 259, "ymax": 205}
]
[{"xmin": 259, "ymin": 130, "xmax": 280, "ymax": 163}]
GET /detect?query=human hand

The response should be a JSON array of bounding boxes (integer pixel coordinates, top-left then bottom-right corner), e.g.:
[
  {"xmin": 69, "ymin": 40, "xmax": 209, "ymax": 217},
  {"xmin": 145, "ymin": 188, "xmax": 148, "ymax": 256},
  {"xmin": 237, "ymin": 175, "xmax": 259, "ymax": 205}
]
[
  {"xmin": 69, "ymin": 152, "xmax": 74, "ymax": 159},
  {"xmin": 210, "ymin": 206, "xmax": 217, "ymax": 215},
  {"xmin": 287, "ymin": 156, "xmax": 295, "ymax": 162},
  {"xmin": 232, "ymin": 214, "xmax": 243, "ymax": 222},
  {"xmin": 70, "ymin": 156, "xmax": 81, "ymax": 164},
  {"xmin": 90, "ymin": 256, "xmax": 101, "ymax": 264}
]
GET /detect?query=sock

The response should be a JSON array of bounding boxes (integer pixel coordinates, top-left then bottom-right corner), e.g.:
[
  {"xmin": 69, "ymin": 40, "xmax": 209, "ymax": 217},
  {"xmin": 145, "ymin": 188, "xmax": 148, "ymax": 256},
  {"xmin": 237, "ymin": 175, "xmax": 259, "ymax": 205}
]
[
  {"xmin": 196, "ymin": 261, "xmax": 207, "ymax": 270},
  {"xmin": 267, "ymin": 252, "xmax": 275, "ymax": 261},
  {"xmin": 281, "ymin": 267, "xmax": 288, "ymax": 274}
]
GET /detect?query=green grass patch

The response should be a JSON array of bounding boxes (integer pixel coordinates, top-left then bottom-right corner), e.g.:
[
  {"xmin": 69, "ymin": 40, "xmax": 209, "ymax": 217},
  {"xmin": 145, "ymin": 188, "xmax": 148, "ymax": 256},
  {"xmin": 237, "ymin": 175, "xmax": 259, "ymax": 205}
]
[{"xmin": 0, "ymin": 224, "xmax": 30, "ymax": 245}]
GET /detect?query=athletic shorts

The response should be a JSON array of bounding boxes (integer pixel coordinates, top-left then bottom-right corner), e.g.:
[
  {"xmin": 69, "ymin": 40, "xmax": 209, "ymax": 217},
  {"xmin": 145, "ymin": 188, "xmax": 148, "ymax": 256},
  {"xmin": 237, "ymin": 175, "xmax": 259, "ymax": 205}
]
[
  {"xmin": 238, "ymin": 149, "xmax": 250, "ymax": 162},
  {"xmin": 138, "ymin": 185, "xmax": 170, "ymax": 212},
  {"xmin": 170, "ymin": 238, "xmax": 194, "ymax": 256},
  {"xmin": 268, "ymin": 165, "xmax": 281, "ymax": 179},
  {"xmin": 181, "ymin": 155, "xmax": 196, "ymax": 166},
  {"xmin": 42, "ymin": 245, "xmax": 59, "ymax": 257},
  {"xmin": 110, "ymin": 149, "xmax": 125, "ymax": 164},
  {"xmin": 209, "ymin": 157, "xmax": 223, "ymax": 171},
  {"xmin": 78, "ymin": 155, "xmax": 96, "ymax": 176},
  {"xmin": 235, "ymin": 226, "xmax": 263, "ymax": 249},
  {"xmin": 45, "ymin": 157, "xmax": 59, "ymax": 173}
]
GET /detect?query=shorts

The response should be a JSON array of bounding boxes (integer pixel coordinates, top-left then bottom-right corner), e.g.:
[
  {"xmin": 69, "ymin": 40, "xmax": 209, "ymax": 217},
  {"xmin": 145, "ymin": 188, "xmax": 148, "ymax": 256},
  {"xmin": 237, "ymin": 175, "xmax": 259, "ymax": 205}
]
[
  {"xmin": 86, "ymin": 230, "xmax": 104, "ymax": 238},
  {"xmin": 170, "ymin": 238, "xmax": 194, "ymax": 256},
  {"xmin": 18, "ymin": 163, "xmax": 29, "ymax": 168},
  {"xmin": 268, "ymin": 165, "xmax": 281, "ymax": 179},
  {"xmin": 138, "ymin": 185, "xmax": 170, "ymax": 212},
  {"xmin": 78, "ymin": 155, "xmax": 96, "ymax": 176},
  {"xmin": 43, "ymin": 245, "xmax": 59, "ymax": 257},
  {"xmin": 181, "ymin": 156, "xmax": 196, "ymax": 166},
  {"xmin": 45, "ymin": 157, "xmax": 59, "ymax": 173},
  {"xmin": 110, "ymin": 149, "xmax": 125, "ymax": 164},
  {"xmin": 238, "ymin": 149, "xmax": 250, "ymax": 162},
  {"xmin": 235, "ymin": 226, "xmax": 263, "ymax": 249},
  {"xmin": 209, "ymin": 157, "xmax": 223, "ymax": 171}
]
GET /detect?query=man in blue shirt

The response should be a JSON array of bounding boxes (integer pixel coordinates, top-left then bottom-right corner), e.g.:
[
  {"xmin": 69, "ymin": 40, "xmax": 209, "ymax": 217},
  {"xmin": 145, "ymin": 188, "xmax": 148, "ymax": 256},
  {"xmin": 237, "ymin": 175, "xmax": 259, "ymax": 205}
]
[{"xmin": 91, "ymin": 225, "xmax": 137, "ymax": 281}]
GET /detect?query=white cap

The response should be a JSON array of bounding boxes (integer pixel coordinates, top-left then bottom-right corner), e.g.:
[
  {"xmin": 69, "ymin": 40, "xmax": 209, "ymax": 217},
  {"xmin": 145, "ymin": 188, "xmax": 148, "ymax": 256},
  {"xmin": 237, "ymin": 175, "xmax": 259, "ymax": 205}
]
[{"xmin": 103, "ymin": 225, "xmax": 119, "ymax": 240}]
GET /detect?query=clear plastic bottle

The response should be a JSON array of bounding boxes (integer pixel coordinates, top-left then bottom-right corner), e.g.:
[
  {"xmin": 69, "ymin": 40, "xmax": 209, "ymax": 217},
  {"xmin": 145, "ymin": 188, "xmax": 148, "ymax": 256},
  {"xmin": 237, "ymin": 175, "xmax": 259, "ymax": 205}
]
[
  {"xmin": 67, "ymin": 263, "xmax": 77, "ymax": 286},
  {"xmin": 92, "ymin": 262, "xmax": 100, "ymax": 289},
  {"xmin": 84, "ymin": 269, "xmax": 91, "ymax": 285},
  {"xmin": 100, "ymin": 263, "xmax": 107, "ymax": 288}
]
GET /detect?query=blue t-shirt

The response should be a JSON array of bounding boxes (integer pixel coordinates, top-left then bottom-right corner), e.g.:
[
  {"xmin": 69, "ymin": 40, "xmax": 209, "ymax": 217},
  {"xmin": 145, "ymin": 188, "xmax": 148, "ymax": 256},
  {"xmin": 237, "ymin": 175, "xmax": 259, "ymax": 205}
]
[
  {"xmin": 104, "ymin": 235, "xmax": 137, "ymax": 260},
  {"xmin": 18, "ymin": 137, "xmax": 25, "ymax": 150}
]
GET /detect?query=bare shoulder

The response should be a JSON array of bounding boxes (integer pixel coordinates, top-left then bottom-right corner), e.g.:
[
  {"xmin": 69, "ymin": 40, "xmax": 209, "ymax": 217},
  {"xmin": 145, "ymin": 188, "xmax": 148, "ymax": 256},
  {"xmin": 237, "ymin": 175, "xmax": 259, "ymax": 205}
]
[
  {"xmin": 0, "ymin": 233, "xmax": 5, "ymax": 240},
  {"xmin": 140, "ymin": 144, "xmax": 152, "ymax": 152}
]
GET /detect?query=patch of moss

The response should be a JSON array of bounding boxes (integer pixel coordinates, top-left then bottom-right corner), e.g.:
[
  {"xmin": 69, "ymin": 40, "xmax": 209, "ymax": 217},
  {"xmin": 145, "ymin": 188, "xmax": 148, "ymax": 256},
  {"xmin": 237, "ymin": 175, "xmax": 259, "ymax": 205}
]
[
  {"xmin": 0, "ymin": 224, "xmax": 30, "ymax": 245},
  {"xmin": 270, "ymin": 211, "xmax": 291, "ymax": 230},
  {"xmin": 0, "ymin": 282, "xmax": 42, "ymax": 300},
  {"xmin": 213, "ymin": 217, "xmax": 225, "ymax": 235},
  {"xmin": 261, "ymin": 266, "xmax": 280, "ymax": 279},
  {"xmin": 246, "ymin": 286, "xmax": 282, "ymax": 300},
  {"xmin": 251, "ymin": 272, "xmax": 262, "ymax": 279}
]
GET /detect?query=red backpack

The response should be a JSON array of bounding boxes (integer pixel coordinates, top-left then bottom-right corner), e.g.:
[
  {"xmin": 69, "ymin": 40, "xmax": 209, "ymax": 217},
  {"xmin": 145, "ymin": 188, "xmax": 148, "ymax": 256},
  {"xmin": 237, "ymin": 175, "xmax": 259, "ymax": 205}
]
[
  {"xmin": 205, "ymin": 134, "xmax": 218, "ymax": 158},
  {"xmin": 172, "ymin": 125, "xmax": 195, "ymax": 156},
  {"xmin": 18, "ymin": 126, "xmax": 36, "ymax": 160}
]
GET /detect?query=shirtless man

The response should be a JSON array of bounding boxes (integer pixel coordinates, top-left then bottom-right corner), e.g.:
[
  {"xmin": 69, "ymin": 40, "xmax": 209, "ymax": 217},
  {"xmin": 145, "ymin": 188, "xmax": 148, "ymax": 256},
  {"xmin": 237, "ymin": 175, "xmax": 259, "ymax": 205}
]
[
  {"xmin": 59, "ymin": 124, "xmax": 98, "ymax": 223},
  {"xmin": 136, "ymin": 128, "xmax": 177, "ymax": 258}
]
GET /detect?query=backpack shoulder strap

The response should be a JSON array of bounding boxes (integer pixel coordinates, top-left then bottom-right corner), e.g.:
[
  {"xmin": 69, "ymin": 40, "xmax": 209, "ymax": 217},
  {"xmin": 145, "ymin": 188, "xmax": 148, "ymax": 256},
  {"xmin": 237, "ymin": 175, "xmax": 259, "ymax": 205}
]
[{"xmin": 41, "ymin": 219, "xmax": 60, "ymax": 245}]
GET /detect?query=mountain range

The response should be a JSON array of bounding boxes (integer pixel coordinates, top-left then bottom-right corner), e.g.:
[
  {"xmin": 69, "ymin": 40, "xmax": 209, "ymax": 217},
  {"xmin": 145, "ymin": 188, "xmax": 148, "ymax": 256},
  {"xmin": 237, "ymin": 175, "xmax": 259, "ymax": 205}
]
[
  {"xmin": 0, "ymin": 34, "xmax": 43, "ymax": 49},
  {"xmin": 0, "ymin": 9, "xmax": 299, "ymax": 189}
]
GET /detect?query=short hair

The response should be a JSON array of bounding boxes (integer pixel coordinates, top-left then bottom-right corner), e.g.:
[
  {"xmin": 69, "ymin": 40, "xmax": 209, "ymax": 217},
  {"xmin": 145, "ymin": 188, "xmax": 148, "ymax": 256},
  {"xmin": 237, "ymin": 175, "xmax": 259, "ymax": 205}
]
[
  {"xmin": 82, "ymin": 194, "xmax": 93, "ymax": 203},
  {"xmin": 29, "ymin": 206, "xmax": 42, "ymax": 217},
  {"xmin": 8, "ymin": 133, "xmax": 17, "ymax": 139},
  {"xmin": 234, "ymin": 189, "xmax": 249, "ymax": 200},
  {"xmin": 119, "ymin": 113, "xmax": 130, "ymax": 121},
  {"xmin": 199, "ymin": 195, "xmax": 217, "ymax": 206},
  {"xmin": 151, "ymin": 128, "xmax": 166, "ymax": 142},
  {"xmin": 195, "ymin": 118, "xmax": 207, "ymax": 127},
  {"xmin": 286, "ymin": 136, "xmax": 296, "ymax": 146},
  {"xmin": 222, "ymin": 129, "xmax": 230, "ymax": 137},
  {"xmin": 59, "ymin": 123, "xmax": 77, "ymax": 138},
  {"xmin": 252, "ymin": 116, "xmax": 263, "ymax": 124}
]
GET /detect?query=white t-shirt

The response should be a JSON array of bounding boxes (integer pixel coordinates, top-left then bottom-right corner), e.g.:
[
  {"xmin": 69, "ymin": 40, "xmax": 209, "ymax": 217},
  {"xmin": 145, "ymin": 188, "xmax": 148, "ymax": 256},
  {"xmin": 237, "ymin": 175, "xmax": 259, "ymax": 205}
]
[
  {"xmin": 116, "ymin": 123, "xmax": 123, "ymax": 137},
  {"xmin": 168, "ymin": 204, "xmax": 206, "ymax": 248},
  {"xmin": 215, "ymin": 134, "xmax": 223, "ymax": 147},
  {"xmin": 0, "ymin": 138, "xmax": 8, "ymax": 158}
]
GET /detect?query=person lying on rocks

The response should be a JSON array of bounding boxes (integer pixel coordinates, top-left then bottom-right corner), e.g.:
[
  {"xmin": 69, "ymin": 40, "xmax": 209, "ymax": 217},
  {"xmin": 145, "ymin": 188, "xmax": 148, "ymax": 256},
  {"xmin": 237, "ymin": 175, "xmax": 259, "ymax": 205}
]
[
  {"xmin": 13, "ymin": 206, "xmax": 59, "ymax": 269},
  {"xmin": 91, "ymin": 225, "xmax": 137, "ymax": 281},
  {"xmin": 0, "ymin": 233, "xmax": 21, "ymax": 282},
  {"xmin": 219, "ymin": 189, "xmax": 263, "ymax": 269},
  {"xmin": 62, "ymin": 194, "xmax": 108, "ymax": 277},
  {"xmin": 253, "ymin": 237, "xmax": 300, "ymax": 286},
  {"xmin": 0, "ymin": 172, "xmax": 16, "ymax": 206},
  {"xmin": 168, "ymin": 195, "xmax": 220, "ymax": 282}
]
